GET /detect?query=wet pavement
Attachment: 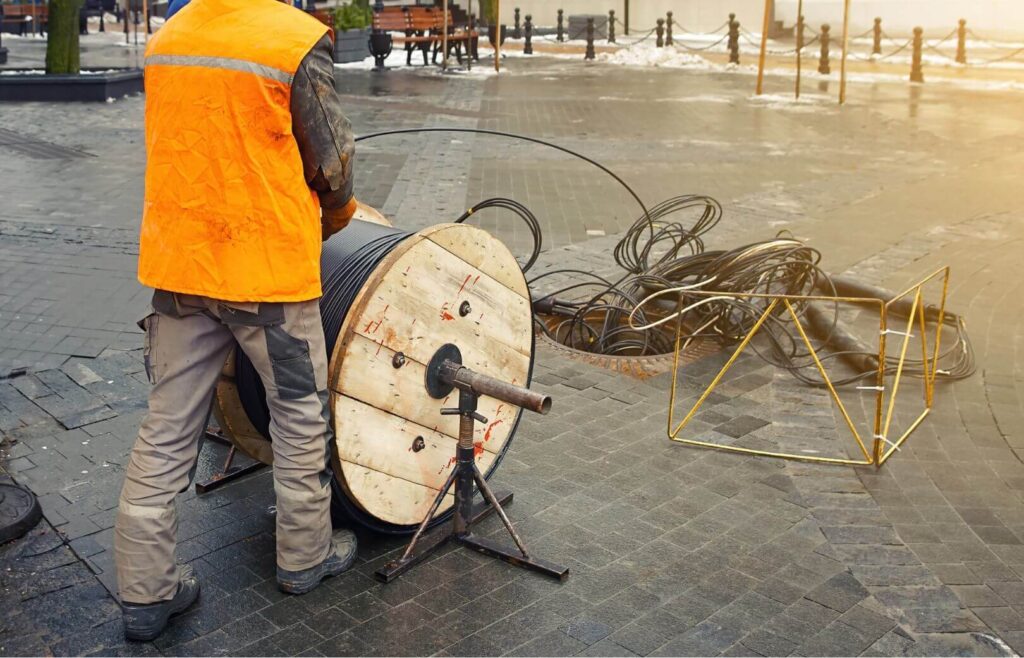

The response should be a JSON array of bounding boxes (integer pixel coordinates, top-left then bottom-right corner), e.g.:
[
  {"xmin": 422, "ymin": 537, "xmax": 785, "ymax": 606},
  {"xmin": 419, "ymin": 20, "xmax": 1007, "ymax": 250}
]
[{"xmin": 2, "ymin": 30, "xmax": 1024, "ymax": 657}]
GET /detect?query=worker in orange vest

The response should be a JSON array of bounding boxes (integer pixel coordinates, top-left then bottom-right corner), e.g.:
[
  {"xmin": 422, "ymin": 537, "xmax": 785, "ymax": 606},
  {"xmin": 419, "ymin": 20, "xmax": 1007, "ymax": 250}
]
[{"xmin": 114, "ymin": 0, "xmax": 379, "ymax": 641}]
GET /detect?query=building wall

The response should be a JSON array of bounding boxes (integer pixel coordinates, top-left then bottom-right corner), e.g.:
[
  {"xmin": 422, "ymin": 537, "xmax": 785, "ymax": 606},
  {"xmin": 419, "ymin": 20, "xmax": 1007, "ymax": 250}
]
[{"xmin": 496, "ymin": 1, "xmax": 1024, "ymax": 40}]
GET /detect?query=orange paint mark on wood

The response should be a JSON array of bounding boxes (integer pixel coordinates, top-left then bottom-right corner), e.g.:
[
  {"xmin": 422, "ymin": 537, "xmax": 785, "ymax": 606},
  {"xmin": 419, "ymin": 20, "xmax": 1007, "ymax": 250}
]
[
  {"xmin": 457, "ymin": 274, "xmax": 472, "ymax": 296},
  {"xmin": 483, "ymin": 419, "xmax": 504, "ymax": 443}
]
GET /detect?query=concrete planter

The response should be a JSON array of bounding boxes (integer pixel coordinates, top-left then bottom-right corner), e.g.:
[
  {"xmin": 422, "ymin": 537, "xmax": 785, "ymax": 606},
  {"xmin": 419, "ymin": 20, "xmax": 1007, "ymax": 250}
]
[
  {"xmin": 0, "ymin": 67, "xmax": 144, "ymax": 102},
  {"xmin": 334, "ymin": 27, "xmax": 370, "ymax": 64}
]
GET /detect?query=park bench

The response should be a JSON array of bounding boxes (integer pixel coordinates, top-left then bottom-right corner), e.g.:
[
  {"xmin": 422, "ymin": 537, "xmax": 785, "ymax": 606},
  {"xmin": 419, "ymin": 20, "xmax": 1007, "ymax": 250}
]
[
  {"xmin": 372, "ymin": 6, "xmax": 434, "ymax": 66},
  {"xmin": 1, "ymin": 3, "xmax": 47, "ymax": 36},
  {"xmin": 78, "ymin": 0, "xmax": 107, "ymax": 34},
  {"xmin": 428, "ymin": 7, "xmax": 478, "ymax": 65},
  {"xmin": 372, "ymin": 5, "xmax": 477, "ymax": 67}
]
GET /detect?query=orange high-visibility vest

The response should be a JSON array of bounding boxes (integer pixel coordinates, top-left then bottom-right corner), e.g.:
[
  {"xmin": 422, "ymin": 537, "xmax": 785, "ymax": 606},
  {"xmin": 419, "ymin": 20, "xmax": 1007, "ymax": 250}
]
[{"xmin": 138, "ymin": 0, "xmax": 329, "ymax": 302}]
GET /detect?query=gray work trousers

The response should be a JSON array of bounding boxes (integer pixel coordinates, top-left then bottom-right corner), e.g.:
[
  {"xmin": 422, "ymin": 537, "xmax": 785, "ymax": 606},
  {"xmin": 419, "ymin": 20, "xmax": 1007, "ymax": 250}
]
[{"xmin": 115, "ymin": 291, "xmax": 333, "ymax": 604}]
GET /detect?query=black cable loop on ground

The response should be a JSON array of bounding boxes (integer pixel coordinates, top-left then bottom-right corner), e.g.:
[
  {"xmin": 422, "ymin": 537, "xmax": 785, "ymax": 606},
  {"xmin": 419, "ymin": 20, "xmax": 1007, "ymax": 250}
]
[
  {"xmin": 349, "ymin": 131, "xmax": 973, "ymax": 386},
  {"xmin": 355, "ymin": 127, "xmax": 655, "ymax": 247}
]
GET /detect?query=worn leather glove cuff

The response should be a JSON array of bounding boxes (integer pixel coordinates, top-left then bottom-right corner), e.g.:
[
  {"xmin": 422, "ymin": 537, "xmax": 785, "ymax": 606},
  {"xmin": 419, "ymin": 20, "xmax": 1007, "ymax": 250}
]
[{"xmin": 322, "ymin": 197, "xmax": 358, "ymax": 241}]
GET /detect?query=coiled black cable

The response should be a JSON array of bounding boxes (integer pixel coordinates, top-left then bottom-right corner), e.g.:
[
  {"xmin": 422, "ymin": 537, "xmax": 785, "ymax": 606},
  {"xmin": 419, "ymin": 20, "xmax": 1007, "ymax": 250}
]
[{"xmin": 235, "ymin": 222, "xmax": 412, "ymax": 446}]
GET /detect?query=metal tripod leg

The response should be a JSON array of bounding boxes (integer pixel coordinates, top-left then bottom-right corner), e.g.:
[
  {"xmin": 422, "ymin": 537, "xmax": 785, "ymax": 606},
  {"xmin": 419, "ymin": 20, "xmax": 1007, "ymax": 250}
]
[
  {"xmin": 458, "ymin": 464, "xmax": 569, "ymax": 580},
  {"xmin": 195, "ymin": 428, "xmax": 267, "ymax": 494},
  {"xmin": 374, "ymin": 490, "xmax": 514, "ymax": 582}
]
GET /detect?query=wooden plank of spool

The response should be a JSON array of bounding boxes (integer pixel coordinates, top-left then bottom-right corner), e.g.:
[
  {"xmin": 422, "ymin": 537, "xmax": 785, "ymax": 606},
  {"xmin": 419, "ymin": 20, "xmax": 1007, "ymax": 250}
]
[
  {"xmin": 211, "ymin": 209, "xmax": 394, "ymax": 468},
  {"xmin": 337, "ymin": 334, "xmax": 522, "ymax": 447},
  {"xmin": 211, "ymin": 222, "xmax": 533, "ymax": 528},
  {"xmin": 333, "ymin": 395, "xmax": 498, "ymax": 508},
  {"xmin": 329, "ymin": 224, "xmax": 532, "ymax": 526}
]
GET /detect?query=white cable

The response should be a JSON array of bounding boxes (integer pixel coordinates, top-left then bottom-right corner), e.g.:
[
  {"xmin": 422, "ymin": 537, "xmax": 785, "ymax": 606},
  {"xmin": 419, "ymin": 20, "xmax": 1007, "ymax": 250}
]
[{"xmin": 630, "ymin": 293, "xmax": 734, "ymax": 332}]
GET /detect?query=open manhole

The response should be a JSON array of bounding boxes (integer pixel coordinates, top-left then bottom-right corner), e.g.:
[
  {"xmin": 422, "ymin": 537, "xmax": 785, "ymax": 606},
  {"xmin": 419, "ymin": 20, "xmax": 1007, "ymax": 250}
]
[
  {"xmin": 534, "ymin": 308, "xmax": 722, "ymax": 379},
  {"xmin": 0, "ymin": 483, "xmax": 42, "ymax": 545}
]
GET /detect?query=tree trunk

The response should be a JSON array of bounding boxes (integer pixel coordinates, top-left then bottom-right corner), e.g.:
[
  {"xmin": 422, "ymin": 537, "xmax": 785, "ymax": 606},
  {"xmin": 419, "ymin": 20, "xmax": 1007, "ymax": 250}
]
[
  {"xmin": 45, "ymin": 0, "xmax": 82, "ymax": 74},
  {"xmin": 478, "ymin": 0, "xmax": 496, "ymax": 25}
]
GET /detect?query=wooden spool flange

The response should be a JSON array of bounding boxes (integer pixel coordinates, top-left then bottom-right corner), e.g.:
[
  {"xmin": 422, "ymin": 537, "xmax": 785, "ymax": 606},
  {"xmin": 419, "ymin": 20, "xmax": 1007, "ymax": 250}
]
[{"xmin": 213, "ymin": 223, "xmax": 532, "ymax": 529}]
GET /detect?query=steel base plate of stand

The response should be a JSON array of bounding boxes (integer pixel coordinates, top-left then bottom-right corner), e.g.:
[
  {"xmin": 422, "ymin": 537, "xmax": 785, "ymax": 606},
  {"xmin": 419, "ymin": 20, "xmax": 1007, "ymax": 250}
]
[
  {"xmin": 195, "ymin": 429, "xmax": 267, "ymax": 494},
  {"xmin": 375, "ymin": 490, "xmax": 569, "ymax": 582},
  {"xmin": 376, "ymin": 491, "xmax": 513, "ymax": 582}
]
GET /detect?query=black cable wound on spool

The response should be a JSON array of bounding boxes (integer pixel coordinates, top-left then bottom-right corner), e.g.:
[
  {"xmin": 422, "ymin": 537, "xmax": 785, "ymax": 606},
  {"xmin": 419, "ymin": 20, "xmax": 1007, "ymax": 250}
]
[{"xmin": 235, "ymin": 220, "xmax": 412, "ymax": 441}]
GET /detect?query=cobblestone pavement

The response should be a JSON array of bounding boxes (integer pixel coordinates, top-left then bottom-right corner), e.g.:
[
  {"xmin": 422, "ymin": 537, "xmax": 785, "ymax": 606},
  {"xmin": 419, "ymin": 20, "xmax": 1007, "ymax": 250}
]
[{"xmin": 2, "ymin": 34, "xmax": 1024, "ymax": 657}]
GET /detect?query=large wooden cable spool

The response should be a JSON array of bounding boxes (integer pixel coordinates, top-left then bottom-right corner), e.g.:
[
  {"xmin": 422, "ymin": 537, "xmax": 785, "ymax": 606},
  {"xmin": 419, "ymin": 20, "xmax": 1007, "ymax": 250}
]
[{"xmin": 212, "ymin": 220, "xmax": 533, "ymax": 534}]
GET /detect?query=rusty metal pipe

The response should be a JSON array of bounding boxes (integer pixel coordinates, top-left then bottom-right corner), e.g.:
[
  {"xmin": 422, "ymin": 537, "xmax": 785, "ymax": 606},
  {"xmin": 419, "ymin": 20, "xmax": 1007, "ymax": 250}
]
[{"xmin": 440, "ymin": 361, "xmax": 551, "ymax": 414}]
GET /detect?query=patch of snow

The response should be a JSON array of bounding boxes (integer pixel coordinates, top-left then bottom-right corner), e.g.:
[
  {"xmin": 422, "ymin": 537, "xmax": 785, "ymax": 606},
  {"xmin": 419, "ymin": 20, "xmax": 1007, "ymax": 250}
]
[{"xmin": 598, "ymin": 43, "xmax": 711, "ymax": 69}]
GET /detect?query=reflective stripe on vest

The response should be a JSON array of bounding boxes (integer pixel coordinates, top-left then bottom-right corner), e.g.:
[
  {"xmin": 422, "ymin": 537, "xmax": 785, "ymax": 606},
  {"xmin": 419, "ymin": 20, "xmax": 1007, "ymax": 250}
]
[
  {"xmin": 137, "ymin": 0, "xmax": 329, "ymax": 302},
  {"xmin": 143, "ymin": 54, "xmax": 294, "ymax": 85}
]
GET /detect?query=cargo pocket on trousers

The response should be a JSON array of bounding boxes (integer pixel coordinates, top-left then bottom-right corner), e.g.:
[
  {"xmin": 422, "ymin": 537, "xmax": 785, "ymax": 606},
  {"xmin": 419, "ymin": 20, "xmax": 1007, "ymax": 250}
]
[
  {"xmin": 266, "ymin": 325, "xmax": 317, "ymax": 401},
  {"xmin": 140, "ymin": 312, "xmax": 158, "ymax": 385}
]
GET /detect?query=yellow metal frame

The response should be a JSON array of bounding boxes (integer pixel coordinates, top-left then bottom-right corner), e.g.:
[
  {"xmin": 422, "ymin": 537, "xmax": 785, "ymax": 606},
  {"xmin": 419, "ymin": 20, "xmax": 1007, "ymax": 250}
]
[{"xmin": 667, "ymin": 268, "xmax": 950, "ymax": 468}]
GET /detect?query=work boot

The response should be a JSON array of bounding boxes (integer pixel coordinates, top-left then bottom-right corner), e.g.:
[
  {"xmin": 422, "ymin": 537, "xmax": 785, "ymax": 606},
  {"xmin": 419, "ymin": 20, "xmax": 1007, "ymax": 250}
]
[
  {"xmin": 122, "ymin": 563, "xmax": 200, "ymax": 641},
  {"xmin": 277, "ymin": 528, "xmax": 357, "ymax": 595}
]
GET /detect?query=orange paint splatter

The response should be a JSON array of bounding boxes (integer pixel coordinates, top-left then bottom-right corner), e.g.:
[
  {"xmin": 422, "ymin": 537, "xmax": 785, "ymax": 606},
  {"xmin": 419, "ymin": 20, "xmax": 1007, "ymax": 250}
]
[
  {"xmin": 364, "ymin": 304, "xmax": 390, "ymax": 334},
  {"xmin": 440, "ymin": 310, "xmax": 455, "ymax": 321},
  {"xmin": 483, "ymin": 419, "xmax": 504, "ymax": 443},
  {"xmin": 438, "ymin": 456, "xmax": 457, "ymax": 475},
  {"xmin": 473, "ymin": 441, "xmax": 485, "ymax": 457},
  {"xmin": 457, "ymin": 274, "xmax": 472, "ymax": 296}
]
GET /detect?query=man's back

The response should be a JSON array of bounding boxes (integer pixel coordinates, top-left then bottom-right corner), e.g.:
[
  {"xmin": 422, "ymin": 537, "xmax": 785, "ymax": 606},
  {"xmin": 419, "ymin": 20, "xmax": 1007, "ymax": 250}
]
[{"xmin": 139, "ymin": 0, "xmax": 329, "ymax": 302}]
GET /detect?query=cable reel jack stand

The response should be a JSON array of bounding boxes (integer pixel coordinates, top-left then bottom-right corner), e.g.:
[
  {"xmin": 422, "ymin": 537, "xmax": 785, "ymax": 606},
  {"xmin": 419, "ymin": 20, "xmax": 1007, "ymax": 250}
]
[{"xmin": 375, "ymin": 344, "xmax": 569, "ymax": 583}]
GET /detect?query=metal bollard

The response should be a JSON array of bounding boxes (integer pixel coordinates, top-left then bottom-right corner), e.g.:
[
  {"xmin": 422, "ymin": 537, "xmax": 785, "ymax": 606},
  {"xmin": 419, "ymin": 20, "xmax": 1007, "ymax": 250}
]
[
  {"xmin": 513, "ymin": 7, "xmax": 521, "ymax": 39},
  {"xmin": 910, "ymin": 26, "xmax": 924, "ymax": 82},
  {"xmin": 585, "ymin": 16, "xmax": 596, "ymax": 60},
  {"xmin": 656, "ymin": 18, "xmax": 665, "ymax": 48},
  {"xmin": 728, "ymin": 15, "xmax": 740, "ymax": 64},
  {"xmin": 818, "ymin": 23, "xmax": 830, "ymax": 74},
  {"xmin": 524, "ymin": 14, "xmax": 533, "ymax": 54},
  {"xmin": 955, "ymin": 18, "xmax": 966, "ymax": 64},
  {"xmin": 469, "ymin": 13, "xmax": 479, "ymax": 61},
  {"xmin": 872, "ymin": 17, "xmax": 882, "ymax": 55},
  {"xmin": 665, "ymin": 11, "xmax": 673, "ymax": 46},
  {"xmin": 796, "ymin": 14, "xmax": 805, "ymax": 52},
  {"xmin": 557, "ymin": 9, "xmax": 564, "ymax": 42},
  {"xmin": 608, "ymin": 9, "xmax": 615, "ymax": 44}
]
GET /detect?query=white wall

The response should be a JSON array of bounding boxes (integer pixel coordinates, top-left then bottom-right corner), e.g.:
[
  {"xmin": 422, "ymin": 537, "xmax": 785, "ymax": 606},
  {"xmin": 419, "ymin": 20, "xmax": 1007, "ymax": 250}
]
[
  {"xmin": 497, "ymin": 1, "xmax": 1024, "ymax": 40},
  {"xmin": 496, "ymin": 0, "xmax": 764, "ymax": 35}
]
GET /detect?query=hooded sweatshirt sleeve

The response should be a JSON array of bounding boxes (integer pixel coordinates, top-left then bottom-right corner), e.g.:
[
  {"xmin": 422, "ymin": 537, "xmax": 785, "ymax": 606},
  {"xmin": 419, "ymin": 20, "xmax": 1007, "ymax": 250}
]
[{"xmin": 290, "ymin": 33, "xmax": 355, "ymax": 211}]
